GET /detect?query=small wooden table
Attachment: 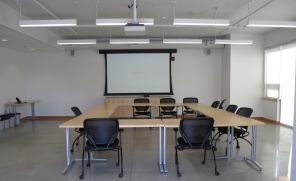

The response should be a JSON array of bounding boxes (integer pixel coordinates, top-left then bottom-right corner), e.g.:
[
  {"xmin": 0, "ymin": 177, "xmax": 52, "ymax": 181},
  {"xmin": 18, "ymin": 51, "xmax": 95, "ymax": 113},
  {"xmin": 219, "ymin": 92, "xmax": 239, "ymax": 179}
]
[{"xmin": 5, "ymin": 100, "xmax": 40, "ymax": 119}]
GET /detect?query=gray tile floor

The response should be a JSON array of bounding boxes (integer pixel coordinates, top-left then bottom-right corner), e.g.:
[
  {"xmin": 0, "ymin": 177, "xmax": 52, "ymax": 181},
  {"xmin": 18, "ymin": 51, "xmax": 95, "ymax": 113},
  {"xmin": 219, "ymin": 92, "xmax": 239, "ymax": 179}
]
[{"xmin": 0, "ymin": 120, "xmax": 292, "ymax": 181}]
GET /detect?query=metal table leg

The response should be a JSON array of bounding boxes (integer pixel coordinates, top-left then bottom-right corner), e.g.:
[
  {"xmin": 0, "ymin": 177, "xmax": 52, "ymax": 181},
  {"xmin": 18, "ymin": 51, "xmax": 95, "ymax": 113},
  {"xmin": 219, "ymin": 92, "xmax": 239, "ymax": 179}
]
[
  {"xmin": 158, "ymin": 127, "xmax": 164, "ymax": 173},
  {"xmin": 244, "ymin": 126, "xmax": 263, "ymax": 171},
  {"xmin": 62, "ymin": 128, "xmax": 75, "ymax": 174},
  {"xmin": 163, "ymin": 127, "xmax": 167, "ymax": 173}
]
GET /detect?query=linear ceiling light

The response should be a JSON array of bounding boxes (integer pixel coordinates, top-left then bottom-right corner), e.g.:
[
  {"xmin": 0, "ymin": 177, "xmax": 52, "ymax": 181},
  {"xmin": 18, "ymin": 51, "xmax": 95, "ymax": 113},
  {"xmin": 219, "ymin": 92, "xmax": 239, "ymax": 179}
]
[
  {"xmin": 96, "ymin": 19, "xmax": 154, "ymax": 26},
  {"xmin": 163, "ymin": 39, "xmax": 202, "ymax": 44},
  {"xmin": 57, "ymin": 39, "xmax": 97, "ymax": 45},
  {"xmin": 215, "ymin": 39, "xmax": 253, "ymax": 45},
  {"xmin": 110, "ymin": 39, "xmax": 150, "ymax": 44},
  {"xmin": 19, "ymin": 19, "xmax": 77, "ymax": 27},
  {"xmin": 174, "ymin": 18, "xmax": 230, "ymax": 26},
  {"xmin": 247, "ymin": 20, "xmax": 296, "ymax": 28}
]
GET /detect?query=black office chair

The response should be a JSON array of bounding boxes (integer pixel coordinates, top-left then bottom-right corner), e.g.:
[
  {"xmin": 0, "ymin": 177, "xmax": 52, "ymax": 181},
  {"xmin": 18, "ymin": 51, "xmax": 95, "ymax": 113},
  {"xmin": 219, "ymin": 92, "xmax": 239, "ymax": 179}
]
[
  {"xmin": 133, "ymin": 98, "xmax": 151, "ymax": 118},
  {"xmin": 79, "ymin": 118, "xmax": 123, "ymax": 179},
  {"xmin": 218, "ymin": 99, "xmax": 226, "ymax": 109},
  {"xmin": 182, "ymin": 97, "xmax": 198, "ymax": 118},
  {"xmin": 211, "ymin": 101, "xmax": 220, "ymax": 108},
  {"xmin": 174, "ymin": 117, "xmax": 219, "ymax": 177},
  {"xmin": 233, "ymin": 107, "xmax": 253, "ymax": 149},
  {"xmin": 71, "ymin": 107, "xmax": 83, "ymax": 152},
  {"xmin": 159, "ymin": 98, "xmax": 178, "ymax": 118},
  {"xmin": 212, "ymin": 105, "xmax": 238, "ymax": 150}
]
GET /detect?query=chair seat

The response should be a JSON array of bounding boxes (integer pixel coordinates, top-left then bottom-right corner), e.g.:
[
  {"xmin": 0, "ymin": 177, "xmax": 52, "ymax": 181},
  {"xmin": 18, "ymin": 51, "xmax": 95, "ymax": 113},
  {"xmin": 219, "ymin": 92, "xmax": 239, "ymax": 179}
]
[
  {"xmin": 161, "ymin": 111, "xmax": 177, "ymax": 115},
  {"xmin": 86, "ymin": 138, "xmax": 119, "ymax": 150},
  {"xmin": 233, "ymin": 127, "xmax": 248, "ymax": 137},
  {"xmin": 77, "ymin": 128, "xmax": 84, "ymax": 132},
  {"xmin": 134, "ymin": 111, "xmax": 150, "ymax": 115},
  {"xmin": 217, "ymin": 127, "xmax": 229, "ymax": 134},
  {"xmin": 183, "ymin": 110, "xmax": 194, "ymax": 114},
  {"xmin": 177, "ymin": 137, "xmax": 210, "ymax": 149}
]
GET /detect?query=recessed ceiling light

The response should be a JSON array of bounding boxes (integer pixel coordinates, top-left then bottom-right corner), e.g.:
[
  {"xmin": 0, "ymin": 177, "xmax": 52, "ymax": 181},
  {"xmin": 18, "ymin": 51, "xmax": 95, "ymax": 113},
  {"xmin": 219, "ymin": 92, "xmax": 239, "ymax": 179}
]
[
  {"xmin": 30, "ymin": 48, "xmax": 35, "ymax": 51},
  {"xmin": 1, "ymin": 39, "xmax": 8, "ymax": 42}
]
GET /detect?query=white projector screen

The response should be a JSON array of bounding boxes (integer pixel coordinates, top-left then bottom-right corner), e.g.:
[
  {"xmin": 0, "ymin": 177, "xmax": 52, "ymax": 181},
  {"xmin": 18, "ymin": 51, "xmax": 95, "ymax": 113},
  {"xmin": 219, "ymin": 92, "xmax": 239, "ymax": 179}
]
[{"xmin": 102, "ymin": 50, "xmax": 174, "ymax": 96}]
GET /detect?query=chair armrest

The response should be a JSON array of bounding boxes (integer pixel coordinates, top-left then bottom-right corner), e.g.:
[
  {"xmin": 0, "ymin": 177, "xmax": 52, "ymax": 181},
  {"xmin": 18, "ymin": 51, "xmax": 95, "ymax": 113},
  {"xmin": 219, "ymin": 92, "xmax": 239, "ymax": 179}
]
[{"xmin": 173, "ymin": 128, "xmax": 179, "ymax": 132}]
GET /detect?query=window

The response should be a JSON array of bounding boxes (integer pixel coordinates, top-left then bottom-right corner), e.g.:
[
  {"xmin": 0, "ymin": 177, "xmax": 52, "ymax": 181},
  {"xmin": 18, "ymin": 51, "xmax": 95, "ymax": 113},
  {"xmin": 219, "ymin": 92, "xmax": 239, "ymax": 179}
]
[
  {"xmin": 265, "ymin": 48, "xmax": 281, "ymax": 98},
  {"xmin": 264, "ymin": 42, "xmax": 296, "ymax": 99}
]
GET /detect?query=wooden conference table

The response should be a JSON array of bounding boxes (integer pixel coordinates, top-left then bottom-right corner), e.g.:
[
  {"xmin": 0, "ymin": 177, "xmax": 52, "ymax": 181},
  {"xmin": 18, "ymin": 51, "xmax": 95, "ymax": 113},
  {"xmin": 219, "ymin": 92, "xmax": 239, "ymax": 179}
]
[{"xmin": 59, "ymin": 102, "xmax": 265, "ymax": 174}]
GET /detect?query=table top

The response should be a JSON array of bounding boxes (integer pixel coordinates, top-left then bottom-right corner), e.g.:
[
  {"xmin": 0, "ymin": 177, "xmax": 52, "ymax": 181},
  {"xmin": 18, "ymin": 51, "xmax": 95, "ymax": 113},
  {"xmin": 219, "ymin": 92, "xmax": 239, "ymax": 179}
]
[
  {"xmin": 5, "ymin": 100, "xmax": 41, "ymax": 105},
  {"xmin": 59, "ymin": 102, "xmax": 265, "ymax": 128}
]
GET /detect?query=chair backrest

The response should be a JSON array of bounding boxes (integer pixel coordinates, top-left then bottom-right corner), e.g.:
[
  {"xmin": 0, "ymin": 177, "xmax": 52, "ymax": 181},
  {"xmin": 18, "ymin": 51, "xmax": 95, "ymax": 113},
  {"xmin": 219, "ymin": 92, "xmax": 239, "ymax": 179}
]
[
  {"xmin": 160, "ymin": 98, "xmax": 176, "ymax": 111},
  {"xmin": 179, "ymin": 117, "xmax": 214, "ymax": 144},
  {"xmin": 83, "ymin": 118, "xmax": 119, "ymax": 145},
  {"xmin": 183, "ymin": 97, "xmax": 198, "ymax": 110},
  {"xmin": 134, "ymin": 98, "xmax": 150, "ymax": 112},
  {"xmin": 236, "ymin": 107, "xmax": 253, "ymax": 130},
  {"xmin": 211, "ymin": 101, "xmax": 220, "ymax": 108},
  {"xmin": 226, "ymin": 105, "xmax": 238, "ymax": 113},
  {"xmin": 71, "ymin": 107, "xmax": 82, "ymax": 116},
  {"xmin": 219, "ymin": 99, "xmax": 226, "ymax": 109}
]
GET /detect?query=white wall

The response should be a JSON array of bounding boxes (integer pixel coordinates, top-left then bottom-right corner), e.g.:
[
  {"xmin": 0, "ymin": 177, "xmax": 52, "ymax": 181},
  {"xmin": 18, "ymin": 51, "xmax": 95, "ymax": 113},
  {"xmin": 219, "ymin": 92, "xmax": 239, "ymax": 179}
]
[
  {"xmin": 172, "ymin": 49, "xmax": 222, "ymax": 105},
  {"xmin": 0, "ymin": 47, "xmax": 28, "ymax": 116},
  {"xmin": 0, "ymin": 48, "xmax": 222, "ymax": 116},
  {"xmin": 229, "ymin": 34, "xmax": 264, "ymax": 117}
]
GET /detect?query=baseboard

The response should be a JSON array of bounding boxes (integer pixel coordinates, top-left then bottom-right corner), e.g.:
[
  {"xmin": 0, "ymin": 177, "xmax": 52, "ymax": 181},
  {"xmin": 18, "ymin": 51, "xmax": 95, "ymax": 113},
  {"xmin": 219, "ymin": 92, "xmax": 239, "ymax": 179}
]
[{"xmin": 252, "ymin": 117, "xmax": 280, "ymax": 124}]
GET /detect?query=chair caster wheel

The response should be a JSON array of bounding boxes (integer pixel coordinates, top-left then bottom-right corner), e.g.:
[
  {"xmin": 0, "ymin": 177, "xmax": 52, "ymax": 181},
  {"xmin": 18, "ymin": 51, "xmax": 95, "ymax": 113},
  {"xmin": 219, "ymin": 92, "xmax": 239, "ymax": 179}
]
[
  {"xmin": 214, "ymin": 148, "xmax": 217, "ymax": 151},
  {"xmin": 215, "ymin": 171, "xmax": 220, "ymax": 176},
  {"xmin": 116, "ymin": 162, "xmax": 119, "ymax": 166},
  {"xmin": 236, "ymin": 145, "xmax": 240, "ymax": 149},
  {"xmin": 76, "ymin": 143, "xmax": 79, "ymax": 146},
  {"xmin": 119, "ymin": 173, "xmax": 123, "ymax": 178},
  {"xmin": 177, "ymin": 173, "xmax": 182, "ymax": 177},
  {"xmin": 70, "ymin": 149, "xmax": 74, "ymax": 152},
  {"xmin": 86, "ymin": 163, "xmax": 90, "ymax": 167},
  {"xmin": 202, "ymin": 161, "xmax": 205, "ymax": 164},
  {"xmin": 79, "ymin": 175, "xmax": 84, "ymax": 179}
]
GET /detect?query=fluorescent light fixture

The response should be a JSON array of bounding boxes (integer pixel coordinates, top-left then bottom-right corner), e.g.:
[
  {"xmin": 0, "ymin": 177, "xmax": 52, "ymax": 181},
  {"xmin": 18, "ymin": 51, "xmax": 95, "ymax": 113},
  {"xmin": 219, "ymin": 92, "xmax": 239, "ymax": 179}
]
[
  {"xmin": 215, "ymin": 39, "xmax": 253, "ymax": 45},
  {"xmin": 96, "ymin": 19, "xmax": 154, "ymax": 25},
  {"xmin": 19, "ymin": 19, "xmax": 77, "ymax": 27},
  {"xmin": 57, "ymin": 39, "xmax": 97, "ymax": 45},
  {"xmin": 247, "ymin": 20, "xmax": 296, "ymax": 28},
  {"xmin": 110, "ymin": 39, "xmax": 150, "ymax": 44},
  {"xmin": 1, "ymin": 39, "xmax": 8, "ymax": 42},
  {"xmin": 163, "ymin": 39, "xmax": 202, "ymax": 44},
  {"xmin": 174, "ymin": 18, "xmax": 230, "ymax": 26}
]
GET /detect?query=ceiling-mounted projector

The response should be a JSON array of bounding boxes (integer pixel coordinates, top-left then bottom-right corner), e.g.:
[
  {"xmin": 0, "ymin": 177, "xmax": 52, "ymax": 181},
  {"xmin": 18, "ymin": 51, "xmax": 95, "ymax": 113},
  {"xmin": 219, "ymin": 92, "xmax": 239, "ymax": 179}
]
[{"xmin": 124, "ymin": 23, "xmax": 145, "ymax": 36}]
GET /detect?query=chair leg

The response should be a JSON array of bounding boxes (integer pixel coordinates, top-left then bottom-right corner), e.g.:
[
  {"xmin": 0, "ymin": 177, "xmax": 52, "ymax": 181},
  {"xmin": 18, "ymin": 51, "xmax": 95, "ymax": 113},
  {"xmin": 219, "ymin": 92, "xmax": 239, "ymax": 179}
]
[
  {"xmin": 71, "ymin": 136, "xmax": 80, "ymax": 152},
  {"xmin": 241, "ymin": 137, "xmax": 252, "ymax": 146},
  {"xmin": 79, "ymin": 150, "xmax": 85, "ymax": 179},
  {"xmin": 119, "ymin": 147, "xmax": 123, "ymax": 178},
  {"xmin": 175, "ymin": 146, "xmax": 181, "ymax": 177},
  {"xmin": 202, "ymin": 149, "xmax": 207, "ymax": 164},
  {"xmin": 86, "ymin": 152, "xmax": 91, "ymax": 167},
  {"xmin": 234, "ymin": 137, "xmax": 240, "ymax": 149},
  {"xmin": 214, "ymin": 133, "xmax": 223, "ymax": 151},
  {"xmin": 211, "ymin": 147, "xmax": 220, "ymax": 176}
]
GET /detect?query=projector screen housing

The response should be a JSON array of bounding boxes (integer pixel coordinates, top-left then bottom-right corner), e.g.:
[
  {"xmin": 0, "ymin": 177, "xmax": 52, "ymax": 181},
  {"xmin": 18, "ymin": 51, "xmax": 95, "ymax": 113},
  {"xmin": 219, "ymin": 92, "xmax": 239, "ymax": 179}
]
[{"xmin": 99, "ymin": 49, "xmax": 177, "ymax": 96}]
